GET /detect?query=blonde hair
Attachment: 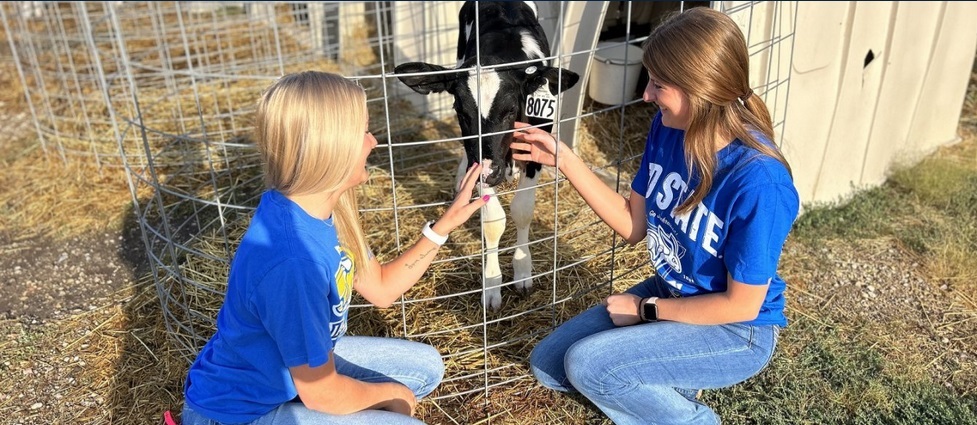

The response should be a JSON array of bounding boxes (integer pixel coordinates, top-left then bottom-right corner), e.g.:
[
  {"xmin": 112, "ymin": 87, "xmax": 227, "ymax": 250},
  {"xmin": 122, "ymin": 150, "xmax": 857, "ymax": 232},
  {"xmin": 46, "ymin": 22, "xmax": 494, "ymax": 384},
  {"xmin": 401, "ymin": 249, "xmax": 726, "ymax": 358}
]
[
  {"xmin": 642, "ymin": 7, "xmax": 792, "ymax": 215},
  {"xmin": 255, "ymin": 71, "xmax": 370, "ymax": 264}
]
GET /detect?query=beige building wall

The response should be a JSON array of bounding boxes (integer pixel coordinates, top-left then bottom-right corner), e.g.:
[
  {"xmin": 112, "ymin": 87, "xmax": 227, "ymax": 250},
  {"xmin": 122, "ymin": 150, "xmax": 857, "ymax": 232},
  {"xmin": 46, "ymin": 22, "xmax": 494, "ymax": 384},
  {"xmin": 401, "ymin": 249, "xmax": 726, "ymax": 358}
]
[
  {"xmin": 781, "ymin": 1, "xmax": 977, "ymax": 207},
  {"xmin": 390, "ymin": 2, "xmax": 460, "ymax": 120}
]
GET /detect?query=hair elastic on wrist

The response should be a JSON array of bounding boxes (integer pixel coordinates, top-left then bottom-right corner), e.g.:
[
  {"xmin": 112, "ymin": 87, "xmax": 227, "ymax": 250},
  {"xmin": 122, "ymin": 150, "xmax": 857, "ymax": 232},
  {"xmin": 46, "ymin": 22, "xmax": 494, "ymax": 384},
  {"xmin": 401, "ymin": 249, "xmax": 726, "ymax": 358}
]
[{"xmin": 422, "ymin": 221, "xmax": 448, "ymax": 246}]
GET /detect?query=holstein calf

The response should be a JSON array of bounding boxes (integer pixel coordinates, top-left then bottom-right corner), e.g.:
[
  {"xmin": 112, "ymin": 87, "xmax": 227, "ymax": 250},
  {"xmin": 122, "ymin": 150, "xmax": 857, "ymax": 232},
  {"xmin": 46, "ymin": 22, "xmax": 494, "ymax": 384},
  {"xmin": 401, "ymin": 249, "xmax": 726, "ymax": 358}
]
[{"xmin": 395, "ymin": 1, "xmax": 579, "ymax": 310}]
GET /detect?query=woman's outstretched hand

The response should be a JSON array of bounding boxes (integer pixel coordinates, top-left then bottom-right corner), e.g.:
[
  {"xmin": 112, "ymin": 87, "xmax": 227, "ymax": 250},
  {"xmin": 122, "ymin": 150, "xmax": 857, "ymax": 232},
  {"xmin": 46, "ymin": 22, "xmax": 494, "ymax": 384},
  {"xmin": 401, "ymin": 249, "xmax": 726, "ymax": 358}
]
[
  {"xmin": 434, "ymin": 162, "xmax": 490, "ymax": 234},
  {"xmin": 512, "ymin": 121, "xmax": 571, "ymax": 169}
]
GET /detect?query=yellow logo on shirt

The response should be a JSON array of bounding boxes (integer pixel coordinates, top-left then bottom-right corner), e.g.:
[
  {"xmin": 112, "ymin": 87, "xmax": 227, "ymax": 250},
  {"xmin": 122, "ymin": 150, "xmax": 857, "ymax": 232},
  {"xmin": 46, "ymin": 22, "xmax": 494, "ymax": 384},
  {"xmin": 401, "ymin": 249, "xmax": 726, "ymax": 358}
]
[{"xmin": 330, "ymin": 247, "xmax": 354, "ymax": 339}]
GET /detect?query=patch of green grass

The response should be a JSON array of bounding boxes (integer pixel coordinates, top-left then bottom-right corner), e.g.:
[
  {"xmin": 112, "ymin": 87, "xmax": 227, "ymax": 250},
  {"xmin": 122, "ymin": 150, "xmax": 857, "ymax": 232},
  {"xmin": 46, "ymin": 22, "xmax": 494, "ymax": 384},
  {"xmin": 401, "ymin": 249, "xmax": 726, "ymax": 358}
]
[
  {"xmin": 887, "ymin": 155, "xmax": 977, "ymax": 290},
  {"xmin": 0, "ymin": 322, "xmax": 46, "ymax": 379},
  {"xmin": 875, "ymin": 382, "xmax": 977, "ymax": 425},
  {"xmin": 707, "ymin": 317, "xmax": 977, "ymax": 425},
  {"xmin": 793, "ymin": 153, "xmax": 977, "ymax": 259},
  {"xmin": 791, "ymin": 184, "xmax": 912, "ymax": 242},
  {"xmin": 890, "ymin": 156, "xmax": 977, "ymax": 219}
]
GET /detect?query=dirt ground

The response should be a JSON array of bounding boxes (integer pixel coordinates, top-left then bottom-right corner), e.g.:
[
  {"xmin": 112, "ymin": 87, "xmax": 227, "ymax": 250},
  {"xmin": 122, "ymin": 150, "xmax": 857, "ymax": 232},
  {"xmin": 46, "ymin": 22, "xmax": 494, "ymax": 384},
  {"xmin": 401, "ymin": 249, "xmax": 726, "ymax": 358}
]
[{"xmin": 0, "ymin": 230, "xmax": 140, "ymax": 321}]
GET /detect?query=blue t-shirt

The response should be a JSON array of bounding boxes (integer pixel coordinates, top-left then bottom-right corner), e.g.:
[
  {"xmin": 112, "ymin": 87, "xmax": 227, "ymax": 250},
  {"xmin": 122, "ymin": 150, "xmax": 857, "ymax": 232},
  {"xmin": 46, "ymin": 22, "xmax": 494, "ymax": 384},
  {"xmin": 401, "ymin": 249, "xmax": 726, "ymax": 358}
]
[
  {"xmin": 184, "ymin": 190, "xmax": 355, "ymax": 423},
  {"xmin": 631, "ymin": 112, "xmax": 799, "ymax": 326}
]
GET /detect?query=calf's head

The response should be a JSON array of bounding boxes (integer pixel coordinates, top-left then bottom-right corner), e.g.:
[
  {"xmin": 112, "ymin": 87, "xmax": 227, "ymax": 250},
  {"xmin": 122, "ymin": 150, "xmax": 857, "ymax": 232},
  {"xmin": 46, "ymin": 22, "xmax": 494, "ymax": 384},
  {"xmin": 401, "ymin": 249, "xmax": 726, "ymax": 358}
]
[{"xmin": 395, "ymin": 59, "xmax": 578, "ymax": 186}]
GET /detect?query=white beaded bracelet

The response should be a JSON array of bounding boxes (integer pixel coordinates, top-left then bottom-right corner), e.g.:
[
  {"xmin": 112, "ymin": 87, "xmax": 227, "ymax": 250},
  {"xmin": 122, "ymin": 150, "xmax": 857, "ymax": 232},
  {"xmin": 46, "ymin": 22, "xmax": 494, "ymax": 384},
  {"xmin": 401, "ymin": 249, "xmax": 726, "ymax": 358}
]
[{"xmin": 422, "ymin": 221, "xmax": 448, "ymax": 246}]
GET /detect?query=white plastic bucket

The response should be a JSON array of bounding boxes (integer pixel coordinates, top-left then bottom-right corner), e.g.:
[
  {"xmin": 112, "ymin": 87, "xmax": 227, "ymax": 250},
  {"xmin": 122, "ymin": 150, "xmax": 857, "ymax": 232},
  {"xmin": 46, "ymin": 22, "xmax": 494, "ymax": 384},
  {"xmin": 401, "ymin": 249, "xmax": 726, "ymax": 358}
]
[{"xmin": 588, "ymin": 42, "xmax": 645, "ymax": 105}]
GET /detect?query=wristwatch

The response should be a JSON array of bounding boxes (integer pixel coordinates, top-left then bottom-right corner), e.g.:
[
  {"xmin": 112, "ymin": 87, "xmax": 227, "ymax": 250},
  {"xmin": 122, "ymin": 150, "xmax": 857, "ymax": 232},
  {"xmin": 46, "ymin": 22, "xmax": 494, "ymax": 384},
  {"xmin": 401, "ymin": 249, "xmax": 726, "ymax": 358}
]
[{"xmin": 639, "ymin": 297, "xmax": 659, "ymax": 322}]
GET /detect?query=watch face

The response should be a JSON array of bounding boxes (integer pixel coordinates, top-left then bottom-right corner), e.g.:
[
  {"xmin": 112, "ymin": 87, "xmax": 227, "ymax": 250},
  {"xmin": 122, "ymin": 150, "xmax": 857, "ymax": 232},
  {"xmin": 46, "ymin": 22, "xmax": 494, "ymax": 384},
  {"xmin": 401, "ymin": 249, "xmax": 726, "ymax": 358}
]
[{"xmin": 643, "ymin": 301, "xmax": 658, "ymax": 321}]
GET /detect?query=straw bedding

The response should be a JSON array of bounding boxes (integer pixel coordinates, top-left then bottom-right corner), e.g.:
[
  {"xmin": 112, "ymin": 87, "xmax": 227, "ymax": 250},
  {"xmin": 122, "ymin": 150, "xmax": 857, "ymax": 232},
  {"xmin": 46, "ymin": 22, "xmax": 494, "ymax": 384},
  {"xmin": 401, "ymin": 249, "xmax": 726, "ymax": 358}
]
[
  {"xmin": 159, "ymin": 98, "xmax": 659, "ymax": 423},
  {"xmin": 3, "ymin": 3, "xmax": 661, "ymax": 421}
]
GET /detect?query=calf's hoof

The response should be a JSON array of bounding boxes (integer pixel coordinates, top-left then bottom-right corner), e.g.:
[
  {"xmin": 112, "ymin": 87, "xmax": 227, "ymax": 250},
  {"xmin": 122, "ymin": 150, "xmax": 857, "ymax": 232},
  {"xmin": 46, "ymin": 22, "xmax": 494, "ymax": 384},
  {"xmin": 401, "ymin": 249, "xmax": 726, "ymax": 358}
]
[
  {"xmin": 514, "ymin": 275, "xmax": 534, "ymax": 295},
  {"xmin": 483, "ymin": 287, "xmax": 503, "ymax": 311},
  {"xmin": 482, "ymin": 274, "xmax": 503, "ymax": 311}
]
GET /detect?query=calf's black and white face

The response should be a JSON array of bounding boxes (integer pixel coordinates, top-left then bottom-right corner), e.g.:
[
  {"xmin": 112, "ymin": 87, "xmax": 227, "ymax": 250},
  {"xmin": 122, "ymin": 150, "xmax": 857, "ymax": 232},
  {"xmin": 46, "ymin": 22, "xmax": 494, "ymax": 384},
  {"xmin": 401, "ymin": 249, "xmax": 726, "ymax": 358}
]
[
  {"xmin": 395, "ymin": 61, "xmax": 577, "ymax": 186},
  {"xmin": 394, "ymin": 2, "xmax": 579, "ymax": 186}
]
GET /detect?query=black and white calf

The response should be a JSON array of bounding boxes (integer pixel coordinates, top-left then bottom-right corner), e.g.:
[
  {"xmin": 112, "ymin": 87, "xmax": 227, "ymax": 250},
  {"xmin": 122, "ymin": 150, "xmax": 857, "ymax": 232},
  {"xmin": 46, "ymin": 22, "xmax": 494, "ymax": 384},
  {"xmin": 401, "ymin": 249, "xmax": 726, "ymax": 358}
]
[{"xmin": 395, "ymin": 1, "xmax": 579, "ymax": 310}]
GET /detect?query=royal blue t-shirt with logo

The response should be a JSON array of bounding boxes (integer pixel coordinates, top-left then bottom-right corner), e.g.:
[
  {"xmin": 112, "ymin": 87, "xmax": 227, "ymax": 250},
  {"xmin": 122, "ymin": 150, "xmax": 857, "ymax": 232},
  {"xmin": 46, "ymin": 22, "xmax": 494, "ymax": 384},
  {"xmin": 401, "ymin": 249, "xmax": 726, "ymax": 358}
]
[
  {"xmin": 631, "ymin": 112, "xmax": 799, "ymax": 326},
  {"xmin": 184, "ymin": 190, "xmax": 355, "ymax": 423}
]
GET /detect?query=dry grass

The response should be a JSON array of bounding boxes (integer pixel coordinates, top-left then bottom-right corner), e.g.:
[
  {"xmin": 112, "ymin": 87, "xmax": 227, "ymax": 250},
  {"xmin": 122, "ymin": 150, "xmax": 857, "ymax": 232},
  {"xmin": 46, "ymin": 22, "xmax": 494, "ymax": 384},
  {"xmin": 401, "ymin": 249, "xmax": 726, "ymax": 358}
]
[
  {"xmin": 0, "ymin": 151, "xmax": 137, "ymax": 239},
  {"xmin": 3, "ymin": 2, "xmax": 359, "ymax": 167},
  {"xmin": 0, "ymin": 2, "xmax": 357, "ymax": 238}
]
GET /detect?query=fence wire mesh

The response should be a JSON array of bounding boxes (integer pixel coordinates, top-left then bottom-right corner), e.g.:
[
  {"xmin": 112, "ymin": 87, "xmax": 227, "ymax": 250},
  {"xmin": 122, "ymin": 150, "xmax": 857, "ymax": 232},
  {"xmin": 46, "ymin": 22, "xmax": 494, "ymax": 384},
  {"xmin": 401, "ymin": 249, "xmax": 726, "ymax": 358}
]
[{"xmin": 3, "ymin": 1, "xmax": 796, "ymax": 422}]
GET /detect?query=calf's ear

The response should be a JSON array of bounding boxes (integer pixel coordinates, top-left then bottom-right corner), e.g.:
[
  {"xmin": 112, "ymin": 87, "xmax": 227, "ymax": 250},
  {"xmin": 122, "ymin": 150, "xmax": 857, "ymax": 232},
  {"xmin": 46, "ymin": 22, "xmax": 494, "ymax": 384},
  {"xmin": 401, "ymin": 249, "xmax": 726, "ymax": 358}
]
[
  {"xmin": 394, "ymin": 62, "xmax": 458, "ymax": 95},
  {"xmin": 542, "ymin": 67, "xmax": 580, "ymax": 95}
]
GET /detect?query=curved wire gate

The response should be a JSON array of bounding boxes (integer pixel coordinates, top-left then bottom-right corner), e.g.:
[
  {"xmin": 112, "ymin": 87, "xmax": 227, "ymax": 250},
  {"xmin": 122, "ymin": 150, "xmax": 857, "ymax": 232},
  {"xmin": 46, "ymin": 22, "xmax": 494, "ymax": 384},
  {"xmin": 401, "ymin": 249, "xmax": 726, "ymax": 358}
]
[{"xmin": 2, "ymin": 1, "xmax": 796, "ymax": 422}]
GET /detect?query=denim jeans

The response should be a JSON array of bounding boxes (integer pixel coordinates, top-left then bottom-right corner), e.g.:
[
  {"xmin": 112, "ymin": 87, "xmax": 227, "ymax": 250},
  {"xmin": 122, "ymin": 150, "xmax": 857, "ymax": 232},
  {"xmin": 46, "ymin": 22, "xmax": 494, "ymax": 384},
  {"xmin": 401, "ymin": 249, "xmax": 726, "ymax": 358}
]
[
  {"xmin": 182, "ymin": 336, "xmax": 443, "ymax": 425},
  {"xmin": 530, "ymin": 277, "xmax": 780, "ymax": 425}
]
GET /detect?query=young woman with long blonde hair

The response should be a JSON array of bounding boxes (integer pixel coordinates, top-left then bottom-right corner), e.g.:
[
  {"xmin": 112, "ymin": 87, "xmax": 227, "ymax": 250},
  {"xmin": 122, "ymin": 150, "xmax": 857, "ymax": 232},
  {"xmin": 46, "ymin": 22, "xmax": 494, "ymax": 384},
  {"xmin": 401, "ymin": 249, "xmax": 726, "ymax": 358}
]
[{"xmin": 181, "ymin": 71, "xmax": 489, "ymax": 425}]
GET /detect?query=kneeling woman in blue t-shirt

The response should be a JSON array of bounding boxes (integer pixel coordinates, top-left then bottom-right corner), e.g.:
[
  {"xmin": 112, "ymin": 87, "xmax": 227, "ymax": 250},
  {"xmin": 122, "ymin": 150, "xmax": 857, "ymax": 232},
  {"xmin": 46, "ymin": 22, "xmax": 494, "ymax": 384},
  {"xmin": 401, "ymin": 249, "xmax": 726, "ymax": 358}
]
[
  {"xmin": 181, "ymin": 71, "xmax": 489, "ymax": 425},
  {"xmin": 512, "ymin": 7, "xmax": 800, "ymax": 425}
]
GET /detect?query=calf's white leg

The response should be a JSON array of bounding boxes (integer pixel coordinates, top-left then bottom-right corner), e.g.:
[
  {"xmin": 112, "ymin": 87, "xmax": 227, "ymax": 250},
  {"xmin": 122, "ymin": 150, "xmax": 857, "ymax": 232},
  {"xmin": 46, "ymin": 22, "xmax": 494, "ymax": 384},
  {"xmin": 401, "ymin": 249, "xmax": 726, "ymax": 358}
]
[
  {"xmin": 456, "ymin": 158, "xmax": 505, "ymax": 311},
  {"xmin": 509, "ymin": 171, "xmax": 536, "ymax": 292},
  {"xmin": 480, "ymin": 187, "xmax": 506, "ymax": 310}
]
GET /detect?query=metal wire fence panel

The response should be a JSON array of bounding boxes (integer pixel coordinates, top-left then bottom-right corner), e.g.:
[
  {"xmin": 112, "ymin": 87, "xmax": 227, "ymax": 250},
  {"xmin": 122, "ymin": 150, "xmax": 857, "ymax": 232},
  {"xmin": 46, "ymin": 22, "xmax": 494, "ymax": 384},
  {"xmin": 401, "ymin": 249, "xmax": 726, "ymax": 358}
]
[{"xmin": 2, "ymin": 2, "xmax": 796, "ymax": 422}]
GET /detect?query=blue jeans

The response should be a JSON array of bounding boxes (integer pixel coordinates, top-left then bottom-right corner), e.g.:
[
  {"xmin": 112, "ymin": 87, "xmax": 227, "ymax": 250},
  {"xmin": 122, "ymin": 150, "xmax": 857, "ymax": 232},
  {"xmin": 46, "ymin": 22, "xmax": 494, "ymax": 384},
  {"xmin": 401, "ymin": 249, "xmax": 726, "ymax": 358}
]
[
  {"xmin": 530, "ymin": 277, "xmax": 780, "ymax": 425},
  {"xmin": 182, "ymin": 336, "xmax": 443, "ymax": 425}
]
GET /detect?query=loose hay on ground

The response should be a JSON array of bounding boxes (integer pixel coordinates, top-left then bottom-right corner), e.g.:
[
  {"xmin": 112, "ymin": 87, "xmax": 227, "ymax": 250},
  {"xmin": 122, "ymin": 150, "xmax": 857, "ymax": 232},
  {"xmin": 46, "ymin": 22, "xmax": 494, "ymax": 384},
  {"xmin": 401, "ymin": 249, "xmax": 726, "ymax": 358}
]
[
  {"xmin": 151, "ymin": 100, "xmax": 657, "ymax": 423},
  {"xmin": 4, "ymin": 2, "xmax": 364, "ymax": 166},
  {"xmin": 0, "ymin": 150, "xmax": 139, "ymax": 239}
]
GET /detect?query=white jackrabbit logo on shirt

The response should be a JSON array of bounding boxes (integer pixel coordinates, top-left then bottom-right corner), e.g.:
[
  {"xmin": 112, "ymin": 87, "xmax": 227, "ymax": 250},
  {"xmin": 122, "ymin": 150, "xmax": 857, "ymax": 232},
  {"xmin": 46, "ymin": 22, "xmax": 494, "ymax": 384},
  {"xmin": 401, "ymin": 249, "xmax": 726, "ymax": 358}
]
[{"xmin": 647, "ymin": 224, "xmax": 686, "ymax": 274}]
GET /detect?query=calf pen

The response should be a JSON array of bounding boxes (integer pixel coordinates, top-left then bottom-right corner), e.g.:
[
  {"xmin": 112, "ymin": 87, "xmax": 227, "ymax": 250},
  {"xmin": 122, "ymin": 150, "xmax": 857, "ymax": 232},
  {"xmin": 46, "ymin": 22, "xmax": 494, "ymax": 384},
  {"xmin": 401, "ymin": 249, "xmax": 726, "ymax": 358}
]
[{"xmin": 2, "ymin": 1, "xmax": 797, "ymax": 422}]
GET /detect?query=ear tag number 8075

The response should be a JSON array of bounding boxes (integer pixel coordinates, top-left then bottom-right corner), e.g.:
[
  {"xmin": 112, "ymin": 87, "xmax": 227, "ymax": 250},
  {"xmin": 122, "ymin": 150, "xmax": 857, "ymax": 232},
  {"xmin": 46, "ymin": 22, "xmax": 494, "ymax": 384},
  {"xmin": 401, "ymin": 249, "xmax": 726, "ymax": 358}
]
[{"xmin": 525, "ymin": 85, "xmax": 557, "ymax": 120}]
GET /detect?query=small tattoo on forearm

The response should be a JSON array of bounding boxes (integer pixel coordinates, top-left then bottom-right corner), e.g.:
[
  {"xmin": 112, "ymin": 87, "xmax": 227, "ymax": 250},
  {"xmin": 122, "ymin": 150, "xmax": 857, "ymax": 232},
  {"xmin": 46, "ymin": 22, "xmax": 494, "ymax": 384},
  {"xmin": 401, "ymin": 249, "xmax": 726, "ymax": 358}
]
[{"xmin": 406, "ymin": 246, "xmax": 437, "ymax": 269}]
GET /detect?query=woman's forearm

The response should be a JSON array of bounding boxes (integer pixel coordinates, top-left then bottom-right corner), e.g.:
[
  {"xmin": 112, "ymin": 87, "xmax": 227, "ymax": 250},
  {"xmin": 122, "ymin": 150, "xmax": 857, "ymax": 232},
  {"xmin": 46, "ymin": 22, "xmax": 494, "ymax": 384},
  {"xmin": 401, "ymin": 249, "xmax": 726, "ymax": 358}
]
[
  {"xmin": 372, "ymin": 227, "xmax": 446, "ymax": 306},
  {"xmin": 292, "ymin": 355, "xmax": 414, "ymax": 416},
  {"xmin": 655, "ymin": 292, "xmax": 759, "ymax": 325},
  {"xmin": 655, "ymin": 278, "xmax": 768, "ymax": 325},
  {"xmin": 558, "ymin": 148, "xmax": 644, "ymax": 244}
]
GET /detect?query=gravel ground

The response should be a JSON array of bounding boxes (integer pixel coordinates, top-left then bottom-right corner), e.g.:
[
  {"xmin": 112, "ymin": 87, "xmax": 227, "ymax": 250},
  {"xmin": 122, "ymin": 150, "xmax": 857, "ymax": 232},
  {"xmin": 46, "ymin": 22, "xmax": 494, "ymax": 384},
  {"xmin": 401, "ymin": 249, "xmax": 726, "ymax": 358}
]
[
  {"xmin": 0, "ymin": 225, "xmax": 150, "ymax": 424},
  {"xmin": 784, "ymin": 238, "xmax": 974, "ymax": 387},
  {"xmin": 0, "ymin": 232, "xmax": 135, "ymax": 320}
]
